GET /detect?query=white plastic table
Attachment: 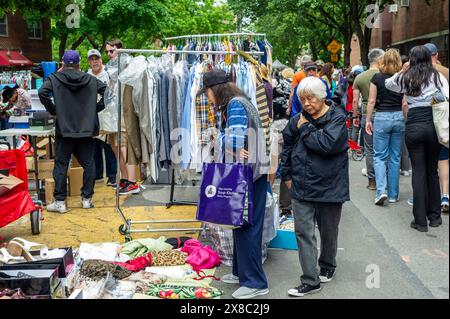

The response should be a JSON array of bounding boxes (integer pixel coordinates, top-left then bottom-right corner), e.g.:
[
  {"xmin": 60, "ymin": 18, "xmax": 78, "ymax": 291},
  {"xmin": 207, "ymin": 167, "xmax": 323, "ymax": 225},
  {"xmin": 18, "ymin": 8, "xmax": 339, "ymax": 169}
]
[{"xmin": 0, "ymin": 128, "xmax": 54, "ymax": 202}]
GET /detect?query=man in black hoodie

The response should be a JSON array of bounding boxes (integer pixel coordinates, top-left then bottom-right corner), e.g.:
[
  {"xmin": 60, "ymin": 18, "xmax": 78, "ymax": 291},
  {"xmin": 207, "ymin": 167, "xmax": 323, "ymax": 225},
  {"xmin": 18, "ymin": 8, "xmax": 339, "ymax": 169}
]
[{"xmin": 39, "ymin": 50, "xmax": 106, "ymax": 213}]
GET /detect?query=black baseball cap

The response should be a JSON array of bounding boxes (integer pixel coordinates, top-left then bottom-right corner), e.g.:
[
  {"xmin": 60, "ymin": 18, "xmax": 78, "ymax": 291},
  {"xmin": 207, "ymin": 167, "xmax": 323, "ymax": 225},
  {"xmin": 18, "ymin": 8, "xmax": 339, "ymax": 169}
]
[{"xmin": 197, "ymin": 68, "xmax": 229, "ymax": 95}]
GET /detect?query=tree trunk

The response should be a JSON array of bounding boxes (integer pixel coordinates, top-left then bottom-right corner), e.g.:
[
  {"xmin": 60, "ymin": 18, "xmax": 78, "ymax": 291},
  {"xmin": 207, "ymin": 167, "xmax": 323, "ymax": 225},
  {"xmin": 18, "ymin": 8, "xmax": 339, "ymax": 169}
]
[
  {"xmin": 59, "ymin": 33, "xmax": 68, "ymax": 60},
  {"xmin": 360, "ymin": 26, "xmax": 372, "ymax": 67},
  {"xmin": 310, "ymin": 42, "xmax": 319, "ymax": 61},
  {"xmin": 71, "ymin": 36, "xmax": 85, "ymax": 50},
  {"xmin": 343, "ymin": 32, "xmax": 352, "ymax": 67}
]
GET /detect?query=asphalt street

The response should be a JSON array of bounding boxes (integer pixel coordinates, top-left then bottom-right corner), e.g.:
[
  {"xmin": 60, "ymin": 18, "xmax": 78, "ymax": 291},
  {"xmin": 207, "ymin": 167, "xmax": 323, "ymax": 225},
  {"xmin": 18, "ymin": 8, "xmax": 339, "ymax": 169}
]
[{"xmin": 132, "ymin": 159, "xmax": 449, "ymax": 299}]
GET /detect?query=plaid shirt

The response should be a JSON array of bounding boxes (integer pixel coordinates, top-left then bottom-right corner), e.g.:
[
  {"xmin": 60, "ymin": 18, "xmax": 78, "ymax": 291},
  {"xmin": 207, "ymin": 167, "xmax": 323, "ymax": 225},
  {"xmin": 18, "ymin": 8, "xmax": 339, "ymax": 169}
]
[{"xmin": 196, "ymin": 93, "xmax": 211, "ymax": 146}]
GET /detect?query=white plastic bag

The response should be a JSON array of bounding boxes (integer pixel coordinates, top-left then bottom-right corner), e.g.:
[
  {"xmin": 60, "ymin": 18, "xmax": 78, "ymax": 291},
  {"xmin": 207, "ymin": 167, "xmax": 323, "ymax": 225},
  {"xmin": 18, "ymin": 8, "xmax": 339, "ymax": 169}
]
[{"xmin": 432, "ymin": 101, "xmax": 449, "ymax": 148}]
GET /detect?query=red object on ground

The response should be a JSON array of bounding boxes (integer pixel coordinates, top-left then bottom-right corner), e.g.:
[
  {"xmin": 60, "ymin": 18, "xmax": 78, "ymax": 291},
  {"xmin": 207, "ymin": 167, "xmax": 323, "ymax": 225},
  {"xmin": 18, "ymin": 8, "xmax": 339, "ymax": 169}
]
[
  {"xmin": 181, "ymin": 239, "xmax": 221, "ymax": 271},
  {"xmin": 0, "ymin": 148, "xmax": 36, "ymax": 228},
  {"xmin": 113, "ymin": 252, "xmax": 153, "ymax": 272}
]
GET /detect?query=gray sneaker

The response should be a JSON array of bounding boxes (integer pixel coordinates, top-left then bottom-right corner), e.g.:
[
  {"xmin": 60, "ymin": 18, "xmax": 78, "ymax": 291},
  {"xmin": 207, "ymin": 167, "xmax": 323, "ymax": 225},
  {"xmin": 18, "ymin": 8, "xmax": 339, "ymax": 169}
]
[
  {"xmin": 232, "ymin": 286, "xmax": 269, "ymax": 299},
  {"xmin": 46, "ymin": 201, "xmax": 68, "ymax": 214},
  {"xmin": 222, "ymin": 274, "xmax": 240, "ymax": 284},
  {"xmin": 82, "ymin": 197, "xmax": 94, "ymax": 209}
]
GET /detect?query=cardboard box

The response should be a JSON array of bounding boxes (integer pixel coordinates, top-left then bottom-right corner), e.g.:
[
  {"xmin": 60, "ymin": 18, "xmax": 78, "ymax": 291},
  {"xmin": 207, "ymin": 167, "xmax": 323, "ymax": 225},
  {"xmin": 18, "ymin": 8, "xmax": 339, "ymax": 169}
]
[
  {"xmin": 26, "ymin": 156, "xmax": 35, "ymax": 171},
  {"xmin": 37, "ymin": 159, "xmax": 54, "ymax": 179},
  {"xmin": 71, "ymin": 155, "xmax": 81, "ymax": 168},
  {"xmin": 69, "ymin": 167, "xmax": 83, "ymax": 196},
  {"xmin": 45, "ymin": 178, "xmax": 55, "ymax": 204},
  {"xmin": 0, "ymin": 173, "xmax": 24, "ymax": 196}
]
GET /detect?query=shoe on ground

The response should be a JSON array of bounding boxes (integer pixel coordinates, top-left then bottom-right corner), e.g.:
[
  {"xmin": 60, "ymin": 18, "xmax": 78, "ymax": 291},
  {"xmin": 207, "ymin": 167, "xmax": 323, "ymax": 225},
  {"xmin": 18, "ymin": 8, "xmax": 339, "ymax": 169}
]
[
  {"xmin": 375, "ymin": 194, "xmax": 388, "ymax": 206},
  {"xmin": 46, "ymin": 201, "xmax": 68, "ymax": 214},
  {"xmin": 429, "ymin": 217, "xmax": 443, "ymax": 228},
  {"xmin": 222, "ymin": 274, "xmax": 240, "ymax": 284},
  {"xmin": 232, "ymin": 286, "xmax": 269, "ymax": 299},
  {"xmin": 119, "ymin": 181, "xmax": 140, "ymax": 196},
  {"xmin": 288, "ymin": 283, "xmax": 321, "ymax": 297},
  {"xmin": 114, "ymin": 179, "xmax": 128, "ymax": 190},
  {"xmin": 407, "ymin": 198, "xmax": 414, "ymax": 206},
  {"xmin": 95, "ymin": 177, "xmax": 104, "ymax": 183},
  {"xmin": 319, "ymin": 268, "xmax": 335, "ymax": 283},
  {"xmin": 388, "ymin": 198, "xmax": 399, "ymax": 203},
  {"xmin": 441, "ymin": 196, "xmax": 449, "ymax": 213},
  {"xmin": 107, "ymin": 176, "xmax": 117, "ymax": 187},
  {"xmin": 410, "ymin": 220, "xmax": 428, "ymax": 232},
  {"xmin": 362, "ymin": 168, "xmax": 368, "ymax": 177},
  {"xmin": 82, "ymin": 197, "xmax": 94, "ymax": 209},
  {"xmin": 367, "ymin": 179, "xmax": 376, "ymax": 190}
]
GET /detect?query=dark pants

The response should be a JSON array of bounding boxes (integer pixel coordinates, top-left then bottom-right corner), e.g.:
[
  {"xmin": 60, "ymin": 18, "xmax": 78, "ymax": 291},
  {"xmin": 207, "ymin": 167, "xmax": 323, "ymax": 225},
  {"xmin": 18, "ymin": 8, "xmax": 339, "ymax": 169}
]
[
  {"xmin": 292, "ymin": 199, "xmax": 342, "ymax": 286},
  {"xmin": 53, "ymin": 136, "xmax": 95, "ymax": 201},
  {"xmin": 279, "ymin": 180, "xmax": 292, "ymax": 212},
  {"xmin": 94, "ymin": 138, "xmax": 117, "ymax": 179},
  {"xmin": 361, "ymin": 115, "xmax": 375, "ymax": 180},
  {"xmin": 232, "ymin": 175, "xmax": 268, "ymax": 289},
  {"xmin": 405, "ymin": 108, "xmax": 441, "ymax": 227}
]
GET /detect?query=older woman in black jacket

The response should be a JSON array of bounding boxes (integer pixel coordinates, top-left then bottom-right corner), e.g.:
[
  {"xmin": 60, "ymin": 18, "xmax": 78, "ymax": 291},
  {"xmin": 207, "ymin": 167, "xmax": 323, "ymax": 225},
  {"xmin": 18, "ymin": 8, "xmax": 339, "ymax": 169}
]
[{"xmin": 280, "ymin": 76, "xmax": 350, "ymax": 297}]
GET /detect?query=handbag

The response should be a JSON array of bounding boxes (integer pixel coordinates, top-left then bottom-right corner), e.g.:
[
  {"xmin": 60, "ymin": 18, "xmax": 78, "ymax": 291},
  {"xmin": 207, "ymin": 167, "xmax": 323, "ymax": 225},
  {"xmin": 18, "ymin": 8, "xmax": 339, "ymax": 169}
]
[
  {"xmin": 196, "ymin": 162, "xmax": 254, "ymax": 228},
  {"xmin": 432, "ymin": 93, "xmax": 449, "ymax": 148}
]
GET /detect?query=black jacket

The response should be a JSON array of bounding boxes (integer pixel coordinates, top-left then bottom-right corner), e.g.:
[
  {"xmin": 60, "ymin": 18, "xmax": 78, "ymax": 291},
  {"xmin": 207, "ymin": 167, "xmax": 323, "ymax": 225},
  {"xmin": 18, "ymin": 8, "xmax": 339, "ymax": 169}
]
[
  {"xmin": 280, "ymin": 105, "xmax": 350, "ymax": 203},
  {"xmin": 38, "ymin": 68, "xmax": 106, "ymax": 138}
]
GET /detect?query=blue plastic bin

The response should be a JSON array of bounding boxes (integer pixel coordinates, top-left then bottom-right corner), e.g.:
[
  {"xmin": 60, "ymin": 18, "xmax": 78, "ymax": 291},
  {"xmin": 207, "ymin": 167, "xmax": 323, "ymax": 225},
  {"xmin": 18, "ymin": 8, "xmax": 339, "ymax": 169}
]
[{"xmin": 269, "ymin": 229, "xmax": 298, "ymax": 250}]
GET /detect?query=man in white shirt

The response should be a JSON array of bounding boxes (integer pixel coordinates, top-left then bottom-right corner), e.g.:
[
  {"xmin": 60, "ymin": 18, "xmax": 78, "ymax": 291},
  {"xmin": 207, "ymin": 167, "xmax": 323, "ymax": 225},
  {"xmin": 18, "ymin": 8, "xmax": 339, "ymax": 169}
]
[{"xmin": 87, "ymin": 49, "xmax": 118, "ymax": 187}]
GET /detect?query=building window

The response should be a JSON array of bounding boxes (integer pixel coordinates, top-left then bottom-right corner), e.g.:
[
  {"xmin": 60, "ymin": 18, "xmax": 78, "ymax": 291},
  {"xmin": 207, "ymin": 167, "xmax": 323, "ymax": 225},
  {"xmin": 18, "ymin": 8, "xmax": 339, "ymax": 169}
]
[
  {"xmin": 27, "ymin": 20, "xmax": 42, "ymax": 40},
  {"xmin": 0, "ymin": 15, "xmax": 7, "ymax": 37}
]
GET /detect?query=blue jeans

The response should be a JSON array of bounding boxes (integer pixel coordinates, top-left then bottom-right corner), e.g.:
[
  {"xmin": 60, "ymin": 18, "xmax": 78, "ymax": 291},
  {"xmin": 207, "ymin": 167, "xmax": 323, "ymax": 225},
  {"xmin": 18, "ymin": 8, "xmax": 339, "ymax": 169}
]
[{"xmin": 373, "ymin": 111, "xmax": 405, "ymax": 199}]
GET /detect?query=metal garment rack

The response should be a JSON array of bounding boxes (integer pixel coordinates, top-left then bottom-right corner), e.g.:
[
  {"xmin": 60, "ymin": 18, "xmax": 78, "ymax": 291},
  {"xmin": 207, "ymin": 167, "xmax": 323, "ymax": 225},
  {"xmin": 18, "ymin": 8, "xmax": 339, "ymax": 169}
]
[
  {"xmin": 115, "ymin": 48, "xmax": 263, "ymax": 240},
  {"xmin": 164, "ymin": 32, "xmax": 267, "ymax": 42}
]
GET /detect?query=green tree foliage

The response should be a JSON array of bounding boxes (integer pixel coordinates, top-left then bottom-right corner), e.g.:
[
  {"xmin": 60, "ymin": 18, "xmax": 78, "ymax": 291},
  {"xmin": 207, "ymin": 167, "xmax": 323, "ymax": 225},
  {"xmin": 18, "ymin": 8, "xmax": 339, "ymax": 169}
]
[{"xmin": 1, "ymin": 0, "xmax": 235, "ymax": 62}]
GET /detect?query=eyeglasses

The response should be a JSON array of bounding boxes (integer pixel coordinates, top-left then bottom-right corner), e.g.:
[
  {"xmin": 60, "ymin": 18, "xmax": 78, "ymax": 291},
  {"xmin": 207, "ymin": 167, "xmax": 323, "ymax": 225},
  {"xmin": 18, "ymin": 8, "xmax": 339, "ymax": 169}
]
[{"xmin": 107, "ymin": 49, "xmax": 116, "ymax": 54}]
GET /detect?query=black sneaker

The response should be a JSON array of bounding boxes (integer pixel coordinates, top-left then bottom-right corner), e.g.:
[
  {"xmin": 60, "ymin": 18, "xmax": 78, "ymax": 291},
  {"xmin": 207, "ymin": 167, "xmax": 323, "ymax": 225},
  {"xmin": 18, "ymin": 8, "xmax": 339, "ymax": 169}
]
[
  {"xmin": 107, "ymin": 176, "xmax": 117, "ymax": 187},
  {"xmin": 410, "ymin": 221, "xmax": 428, "ymax": 232},
  {"xmin": 288, "ymin": 283, "xmax": 321, "ymax": 297},
  {"xmin": 429, "ymin": 217, "xmax": 443, "ymax": 228},
  {"xmin": 119, "ymin": 181, "xmax": 140, "ymax": 196},
  {"xmin": 319, "ymin": 268, "xmax": 335, "ymax": 283}
]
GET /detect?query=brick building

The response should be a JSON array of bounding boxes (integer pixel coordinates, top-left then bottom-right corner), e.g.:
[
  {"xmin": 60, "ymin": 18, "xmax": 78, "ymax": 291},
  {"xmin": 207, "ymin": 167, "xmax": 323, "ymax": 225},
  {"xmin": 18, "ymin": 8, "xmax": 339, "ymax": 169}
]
[
  {"xmin": 371, "ymin": 0, "xmax": 449, "ymax": 66},
  {"xmin": 0, "ymin": 12, "xmax": 52, "ymax": 67}
]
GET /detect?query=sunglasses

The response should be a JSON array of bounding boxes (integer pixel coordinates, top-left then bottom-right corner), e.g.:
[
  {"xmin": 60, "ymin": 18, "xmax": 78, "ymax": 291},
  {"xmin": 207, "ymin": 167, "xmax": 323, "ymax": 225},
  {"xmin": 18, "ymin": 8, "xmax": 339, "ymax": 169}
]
[{"xmin": 107, "ymin": 49, "xmax": 116, "ymax": 54}]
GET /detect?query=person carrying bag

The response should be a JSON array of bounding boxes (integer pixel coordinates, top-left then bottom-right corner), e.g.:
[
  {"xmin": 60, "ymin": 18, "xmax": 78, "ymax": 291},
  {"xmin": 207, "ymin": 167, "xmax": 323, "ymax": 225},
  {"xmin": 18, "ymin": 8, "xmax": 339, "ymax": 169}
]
[{"xmin": 196, "ymin": 69, "xmax": 270, "ymax": 300}]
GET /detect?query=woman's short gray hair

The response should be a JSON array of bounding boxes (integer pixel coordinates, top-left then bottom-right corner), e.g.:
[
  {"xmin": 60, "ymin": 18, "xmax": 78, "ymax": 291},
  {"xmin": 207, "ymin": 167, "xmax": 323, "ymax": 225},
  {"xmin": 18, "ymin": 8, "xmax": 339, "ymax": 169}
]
[{"xmin": 297, "ymin": 77, "xmax": 327, "ymax": 100}]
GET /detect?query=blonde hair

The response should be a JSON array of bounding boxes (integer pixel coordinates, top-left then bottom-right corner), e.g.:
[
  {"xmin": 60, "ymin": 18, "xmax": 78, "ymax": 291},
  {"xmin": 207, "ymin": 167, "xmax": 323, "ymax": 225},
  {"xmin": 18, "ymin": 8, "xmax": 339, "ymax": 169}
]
[
  {"xmin": 281, "ymin": 68, "xmax": 294, "ymax": 80},
  {"xmin": 379, "ymin": 49, "xmax": 402, "ymax": 75},
  {"xmin": 297, "ymin": 77, "xmax": 327, "ymax": 101}
]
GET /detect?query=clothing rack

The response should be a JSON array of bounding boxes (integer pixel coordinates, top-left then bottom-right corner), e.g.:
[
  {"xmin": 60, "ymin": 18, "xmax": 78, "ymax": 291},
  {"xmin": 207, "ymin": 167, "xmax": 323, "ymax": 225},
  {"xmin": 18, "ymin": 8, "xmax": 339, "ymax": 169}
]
[
  {"xmin": 163, "ymin": 32, "xmax": 267, "ymax": 41},
  {"xmin": 115, "ymin": 48, "xmax": 263, "ymax": 241}
]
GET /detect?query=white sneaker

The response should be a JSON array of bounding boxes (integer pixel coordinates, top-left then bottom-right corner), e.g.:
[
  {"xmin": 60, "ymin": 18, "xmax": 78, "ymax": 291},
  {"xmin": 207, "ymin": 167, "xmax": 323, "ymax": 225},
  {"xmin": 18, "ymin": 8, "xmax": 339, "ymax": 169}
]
[
  {"xmin": 232, "ymin": 286, "xmax": 269, "ymax": 299},
  {"xmin": 82, "ymin": 197, "xmax": 94, "ymax": 209},
  {"xmin": 388, "ymin": 198, "xmax": 399, "ymax": 203},
  {"xmin": 362, "ymin": 168, "xmax": 368, "ymax": 177},
  {"xmin": 375, "ymin": 194, "xmax": 388, "ymax": 206},
  {"xmin": 222, "ymin": 274, "xmax": 240, "ymax": 284},
  {"xmin": 46, "ymin": 201, "xmax": 68, "ymax": 214}
]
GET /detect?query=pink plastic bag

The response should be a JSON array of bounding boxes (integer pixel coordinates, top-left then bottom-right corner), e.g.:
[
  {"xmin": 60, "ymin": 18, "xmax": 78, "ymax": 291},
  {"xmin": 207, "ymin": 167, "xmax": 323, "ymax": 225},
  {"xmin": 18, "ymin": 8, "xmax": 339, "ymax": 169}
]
[{"xmin": 181, "ymin": 239, "xmax": 221, "ymax": 271}]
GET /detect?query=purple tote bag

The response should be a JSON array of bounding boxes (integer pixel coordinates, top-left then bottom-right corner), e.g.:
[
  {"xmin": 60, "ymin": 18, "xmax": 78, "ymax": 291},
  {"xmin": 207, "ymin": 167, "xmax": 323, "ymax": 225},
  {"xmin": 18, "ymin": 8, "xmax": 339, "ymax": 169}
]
[{"xmin": 197, "ymin": 163, "xmax": 254, "ymax": 227}]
